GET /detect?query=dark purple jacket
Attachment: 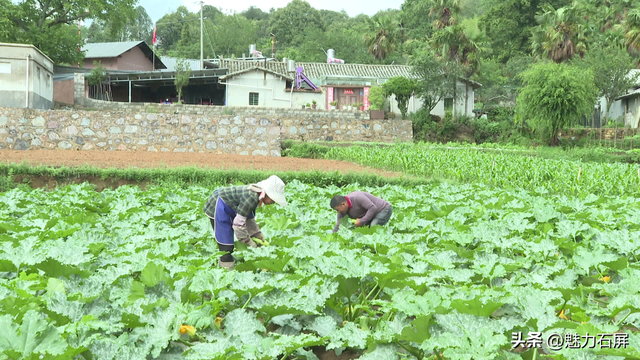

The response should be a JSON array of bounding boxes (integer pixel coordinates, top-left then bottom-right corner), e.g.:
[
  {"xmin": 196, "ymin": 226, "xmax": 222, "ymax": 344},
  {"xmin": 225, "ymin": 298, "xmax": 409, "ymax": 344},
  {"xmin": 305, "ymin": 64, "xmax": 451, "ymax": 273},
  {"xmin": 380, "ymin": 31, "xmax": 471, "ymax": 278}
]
[{"xmin": 333, "ymin": 191, "xmax": 390, "ymax": 232}]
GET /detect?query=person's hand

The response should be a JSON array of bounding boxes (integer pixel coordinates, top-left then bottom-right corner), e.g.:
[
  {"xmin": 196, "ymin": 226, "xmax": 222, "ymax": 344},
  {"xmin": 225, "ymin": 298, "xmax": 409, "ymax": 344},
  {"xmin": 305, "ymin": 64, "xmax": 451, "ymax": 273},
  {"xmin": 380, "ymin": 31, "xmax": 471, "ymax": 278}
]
[
  {"xmin": 354, "ymin": 218, "xmax": 363, "ymax": 227},
  {"xmin": 238, "ymin": 237, "xmax": 258, "ymax": 248},
  {"xmin": 252, "ymin": 232, "xmax": 265, "ymax": 241}
]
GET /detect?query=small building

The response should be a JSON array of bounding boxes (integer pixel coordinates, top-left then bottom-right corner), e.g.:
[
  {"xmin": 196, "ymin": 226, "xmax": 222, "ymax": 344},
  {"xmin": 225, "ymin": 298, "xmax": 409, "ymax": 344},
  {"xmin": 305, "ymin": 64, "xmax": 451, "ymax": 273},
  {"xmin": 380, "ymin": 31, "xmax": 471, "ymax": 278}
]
[
  {"xmin": 217, "ymin": 53, "xmax": 481, "ymax": 118},
  {"xmin": 81, "ymin": 41, "xmax": 166, "ymax": 71},
  {"xmin": 614, "ymin": 88, "xmax": 640, "ymax": 128},
  {"xmin": 0, "ymin": 42, "xmax": 55, "ymax": 110},
  {"xmin": 597, "ymin": 70, "xmax": 640, "ymax": 128}
]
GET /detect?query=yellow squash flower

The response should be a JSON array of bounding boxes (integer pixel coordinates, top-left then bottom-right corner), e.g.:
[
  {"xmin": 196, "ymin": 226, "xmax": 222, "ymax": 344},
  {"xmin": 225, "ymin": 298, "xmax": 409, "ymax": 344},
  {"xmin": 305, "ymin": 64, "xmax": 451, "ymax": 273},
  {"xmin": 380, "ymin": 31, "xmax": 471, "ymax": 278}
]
[
  {"xmin": 214, "ymin": 317, "xmax": 223, "ymax": 330},
  {"xmin": 179, "ymin": 324, "xmax": 196, "ymax": 336},
  {"xmin": 557, "ymin": 309, "xmax": 568, "ymax": 320},
  {"xmin": 599, "ymin": 276, "xmax": 610, "ymax": 283}
]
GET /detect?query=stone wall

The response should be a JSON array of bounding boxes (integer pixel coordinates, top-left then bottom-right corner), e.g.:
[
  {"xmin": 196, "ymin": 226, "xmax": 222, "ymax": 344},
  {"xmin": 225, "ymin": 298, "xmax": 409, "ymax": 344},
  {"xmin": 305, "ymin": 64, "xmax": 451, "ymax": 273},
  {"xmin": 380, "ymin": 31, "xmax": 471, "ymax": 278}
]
[
  {"xmin": 0, "ymin": 107, "xmax": 282, "ymax": 156},
  {"xmin": 0, "ymin": 106, "xmax": 413, "ymax": 155},
  {"xmin": 281, "ymin": 118, "xmax": 412, "ymax": 143},
  {"xmin": 77, "ymin": 97, "xmax": 372, "ymax": 120},
  {"xmin": 559, "ymin": 128, "xmax": 640, "ymax": 140}
]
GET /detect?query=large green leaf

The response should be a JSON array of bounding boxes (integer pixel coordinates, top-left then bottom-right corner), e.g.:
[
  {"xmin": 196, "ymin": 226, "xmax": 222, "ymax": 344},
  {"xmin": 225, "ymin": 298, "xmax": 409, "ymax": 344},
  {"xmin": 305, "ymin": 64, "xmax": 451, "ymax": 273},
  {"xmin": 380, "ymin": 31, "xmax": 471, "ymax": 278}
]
[{"xmin": 0, "ymin": 310, "xmax": 68, "ymax": 358}]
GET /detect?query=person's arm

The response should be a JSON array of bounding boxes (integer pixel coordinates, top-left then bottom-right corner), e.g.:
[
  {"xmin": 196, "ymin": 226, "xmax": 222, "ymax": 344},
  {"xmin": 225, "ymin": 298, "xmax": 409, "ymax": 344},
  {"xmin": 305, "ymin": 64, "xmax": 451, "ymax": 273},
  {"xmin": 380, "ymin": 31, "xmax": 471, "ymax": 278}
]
[
  {"xmin": 333, "ymin": 212, "xmax": 344, "ymax": 233},
  {"xmin": 232, "ymin": 189, "xmax": 260, "ymax": 246},
  {"xmin": 246, "ymin": 217, "xmax": 264, "ymax": 240},
  {"xmin": 356, "ymin": 194, "xmax": 378, "ymax": 225}
]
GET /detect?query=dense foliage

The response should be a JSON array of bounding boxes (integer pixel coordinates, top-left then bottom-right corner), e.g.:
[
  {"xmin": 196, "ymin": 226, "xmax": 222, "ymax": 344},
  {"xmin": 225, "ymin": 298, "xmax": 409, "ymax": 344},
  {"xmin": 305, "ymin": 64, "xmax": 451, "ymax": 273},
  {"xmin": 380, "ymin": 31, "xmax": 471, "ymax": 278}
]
[
  {"xmin": 516, "ymin": 61, "xmax": 599, "ymax": 145},
  {"xmin": 1, "ymin": 179, "xmax": 639, "ymax": 359}
]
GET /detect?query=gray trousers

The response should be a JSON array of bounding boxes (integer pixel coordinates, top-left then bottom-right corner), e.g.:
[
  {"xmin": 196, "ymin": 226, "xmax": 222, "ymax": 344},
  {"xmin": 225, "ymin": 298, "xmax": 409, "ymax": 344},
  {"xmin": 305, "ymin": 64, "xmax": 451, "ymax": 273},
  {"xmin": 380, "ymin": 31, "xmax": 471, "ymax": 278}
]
[{"xmin": 370, "ymin": 206, "xmax": 393, "ymax": 226}]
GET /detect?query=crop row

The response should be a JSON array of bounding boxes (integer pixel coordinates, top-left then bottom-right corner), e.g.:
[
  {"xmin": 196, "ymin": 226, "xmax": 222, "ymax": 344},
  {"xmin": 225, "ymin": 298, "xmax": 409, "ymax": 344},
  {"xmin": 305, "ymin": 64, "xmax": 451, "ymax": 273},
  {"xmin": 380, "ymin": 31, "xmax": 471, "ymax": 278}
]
[{"xmin": 324, "ymin": 143, "xmax": 640, "ymax": 197}]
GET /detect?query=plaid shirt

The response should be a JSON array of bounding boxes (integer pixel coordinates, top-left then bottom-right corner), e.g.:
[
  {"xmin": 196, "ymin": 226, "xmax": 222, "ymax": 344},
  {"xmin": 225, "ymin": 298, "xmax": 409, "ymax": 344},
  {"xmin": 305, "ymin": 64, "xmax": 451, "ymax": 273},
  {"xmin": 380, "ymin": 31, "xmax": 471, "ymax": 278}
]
[{"xmin": 203, "ymin": 186, "xmax": 260, "ymax": 219}]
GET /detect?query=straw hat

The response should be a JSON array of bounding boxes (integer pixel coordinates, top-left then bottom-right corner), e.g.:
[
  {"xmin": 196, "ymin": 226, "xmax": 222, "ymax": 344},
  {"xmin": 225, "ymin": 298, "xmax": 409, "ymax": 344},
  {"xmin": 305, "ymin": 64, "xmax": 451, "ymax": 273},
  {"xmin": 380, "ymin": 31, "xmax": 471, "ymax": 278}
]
[{"xmin": 256, "ymin": 175, "xmax": 287, "ymax": 206}]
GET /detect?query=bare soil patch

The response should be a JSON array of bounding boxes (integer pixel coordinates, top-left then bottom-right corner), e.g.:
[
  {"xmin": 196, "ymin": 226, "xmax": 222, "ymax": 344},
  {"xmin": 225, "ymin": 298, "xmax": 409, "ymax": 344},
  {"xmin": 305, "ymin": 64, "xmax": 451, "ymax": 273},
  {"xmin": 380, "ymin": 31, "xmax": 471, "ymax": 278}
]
[{"xmin": 0, "ymin": 150, "xmax": 401, "ymax": 178}]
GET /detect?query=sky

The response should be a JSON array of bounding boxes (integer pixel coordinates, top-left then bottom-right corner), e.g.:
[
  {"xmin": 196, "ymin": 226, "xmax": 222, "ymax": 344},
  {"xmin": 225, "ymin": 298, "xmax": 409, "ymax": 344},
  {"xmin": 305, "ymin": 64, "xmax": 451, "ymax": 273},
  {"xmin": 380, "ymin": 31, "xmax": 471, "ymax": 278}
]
[{"xmin": 138, "ymin": 0, "xmax": 406, "ymax": 23}]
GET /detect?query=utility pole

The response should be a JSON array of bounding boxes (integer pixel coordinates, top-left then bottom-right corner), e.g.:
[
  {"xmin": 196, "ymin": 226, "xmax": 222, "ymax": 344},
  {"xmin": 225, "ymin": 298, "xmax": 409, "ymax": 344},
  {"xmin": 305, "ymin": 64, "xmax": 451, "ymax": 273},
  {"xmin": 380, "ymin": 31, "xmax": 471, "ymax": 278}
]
[
  {"xmin": 270, "ymin": 33, "xmax": 277, "ymax": 59},
  {"xmin": 200, "ymin": 1, "xmax": 204, "ymax": 70}
]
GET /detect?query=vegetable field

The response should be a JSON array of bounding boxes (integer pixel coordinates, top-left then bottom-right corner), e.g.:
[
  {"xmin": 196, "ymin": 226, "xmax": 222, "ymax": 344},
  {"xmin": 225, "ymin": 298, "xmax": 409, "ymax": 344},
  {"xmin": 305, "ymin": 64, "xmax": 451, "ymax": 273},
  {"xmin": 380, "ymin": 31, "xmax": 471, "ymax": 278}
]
[
  {"xmin": 1, "ymin": 180, "xmax": 639, "ymax": 359},
  {"xmin": 324, "ymin": 143, "xmax": 640, "ymax": 197}
]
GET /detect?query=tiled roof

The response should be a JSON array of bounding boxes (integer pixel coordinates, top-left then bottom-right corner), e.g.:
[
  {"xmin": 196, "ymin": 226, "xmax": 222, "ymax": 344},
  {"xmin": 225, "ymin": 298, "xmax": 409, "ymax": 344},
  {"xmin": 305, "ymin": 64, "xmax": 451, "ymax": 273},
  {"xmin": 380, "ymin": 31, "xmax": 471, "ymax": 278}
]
[
  {"xmin": 616, "ymin": 87, "xmax": 640, "ymax": 100},
  {"xmin": 82, "ymin": 41, "xmax": 167, "ymax": 69},
  {"xmin": 218, "ymin": 59, "xmax": 414, "ymax": 80},
  {"xmin": 219, "ymin": 62, "xmax": 293, "ymax": 81},
  {"xmin": 216, "ymin": 59, "xmax": 481, "ymax": 87},
  {"xmin": 82, "ymin": 41, "xmax": 145, "ymax": 58}
]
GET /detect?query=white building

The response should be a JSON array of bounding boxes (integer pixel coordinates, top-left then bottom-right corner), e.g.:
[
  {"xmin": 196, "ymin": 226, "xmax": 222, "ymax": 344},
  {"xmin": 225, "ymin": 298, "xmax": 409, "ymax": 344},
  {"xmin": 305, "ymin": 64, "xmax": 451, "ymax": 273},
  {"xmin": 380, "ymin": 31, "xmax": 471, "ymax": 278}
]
[
  {"xmin": 596, "ymin": 69, "xmax": 640, "ymax": 128},
  {"xmin": 218, "ymin": 56, "xmax": 481, "ymax": 118},
  {"xmin": 0, "ymin": 42, "xmax": 55, "ymax": 110}
]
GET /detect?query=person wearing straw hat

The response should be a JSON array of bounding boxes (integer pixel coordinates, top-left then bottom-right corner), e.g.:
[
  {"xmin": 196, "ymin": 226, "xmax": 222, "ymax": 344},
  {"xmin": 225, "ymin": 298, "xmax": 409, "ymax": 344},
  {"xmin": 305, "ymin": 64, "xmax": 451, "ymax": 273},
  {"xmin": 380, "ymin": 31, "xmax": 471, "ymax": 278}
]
[{"xmin": 203, "ymin": 175, "xmax": 287, "ymax": 269}]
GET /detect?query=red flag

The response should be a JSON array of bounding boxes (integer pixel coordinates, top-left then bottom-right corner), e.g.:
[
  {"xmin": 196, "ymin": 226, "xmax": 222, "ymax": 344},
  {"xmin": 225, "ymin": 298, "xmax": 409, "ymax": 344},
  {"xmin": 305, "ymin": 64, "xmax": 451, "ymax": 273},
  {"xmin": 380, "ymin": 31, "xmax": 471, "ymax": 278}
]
[{"xmin": 152, "ymin": 23, "xmax": 157, "ymax": 46}]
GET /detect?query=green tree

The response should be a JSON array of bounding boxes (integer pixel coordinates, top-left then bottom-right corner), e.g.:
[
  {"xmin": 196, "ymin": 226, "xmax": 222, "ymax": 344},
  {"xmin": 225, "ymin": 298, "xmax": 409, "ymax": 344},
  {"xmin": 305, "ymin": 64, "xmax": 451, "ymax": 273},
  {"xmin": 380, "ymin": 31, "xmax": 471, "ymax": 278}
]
[
  {"xmin": 621, "ymin": 8, "xmax": 640, "ymax": 54},
  {"xmin": 174, "ymin": 58, "xmax": 191, "ymax": 103},
  {"xmin": 516, "ymin": 61, "xmax": 598, "ymax": 145},
  {"xmin": 363, "ymin": 15, "xmax": 403, "ymax": 63},
  {"xmin": 0, "ymin": 0, "xmax": 136, "ymax": 64},
  {"xmin": 428, "ymin": 0, "xmax": 461, "ymax": 30},
  {"xmin": 574, "ymin": 44, "xmax": 640, "ymax": 124},
  {"xmin": 382, "ymin": 76, "xmax": 418, "ymax": 119},
  {"xmin": 530, "ymin": 4, "xmax": 589, "ymax": 63},
  {"xmin": 268, "ymin": 0, "xmax": 324, "ymax": 47},
  {"xmin": 400, "ymin": 0, "xmax": 436, "ymax": 40},
  {"xmin": 410, "ymin": 48, "xmax": 459, "ymax": 114},
  {"xmin": 156, "ymin": 6, "xmax": 198, "ymax": 52},
  {"xmin": 86, "ymin": 6, "xmax": 153, "ymax": 43},
  {"xmin": 480, "ymin": 0, "xmax": 570, "ymax": 63},
  {"xmin": 368, "ymin": 85, "xmax": 386, "ymax": 110}
]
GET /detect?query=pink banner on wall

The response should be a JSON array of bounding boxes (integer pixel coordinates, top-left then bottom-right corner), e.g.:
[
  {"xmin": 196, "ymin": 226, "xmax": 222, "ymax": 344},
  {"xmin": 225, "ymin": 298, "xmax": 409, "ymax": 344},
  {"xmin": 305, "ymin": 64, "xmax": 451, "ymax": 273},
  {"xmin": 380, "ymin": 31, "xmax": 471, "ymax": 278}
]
[
  {"xmin": 327, "ymin": 87, "xmax": 334, "ymax": 109},
  {"xmin": 363, "ymin": 87, "xmax": 370, "ymax": 110}
]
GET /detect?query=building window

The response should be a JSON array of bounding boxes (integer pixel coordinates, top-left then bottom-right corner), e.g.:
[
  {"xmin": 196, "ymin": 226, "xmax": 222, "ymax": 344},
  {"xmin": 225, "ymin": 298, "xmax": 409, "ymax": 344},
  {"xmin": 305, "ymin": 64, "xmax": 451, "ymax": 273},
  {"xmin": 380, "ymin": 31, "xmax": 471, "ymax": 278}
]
[
  {"xmin": 249, "ymin": 92, "xmax": 259, "ymax": 106},
  {"xmin": 444, "ymin": 97, "xmax": 453, "ymax": 110}
]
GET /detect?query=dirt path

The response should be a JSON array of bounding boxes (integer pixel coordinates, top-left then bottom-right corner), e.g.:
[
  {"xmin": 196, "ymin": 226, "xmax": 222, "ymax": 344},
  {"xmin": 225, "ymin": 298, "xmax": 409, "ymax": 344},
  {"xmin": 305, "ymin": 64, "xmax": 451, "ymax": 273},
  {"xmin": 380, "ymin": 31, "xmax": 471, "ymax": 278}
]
[{"xmin": 0, "ymin": 150, "xmax": 401, "ymax": 178}]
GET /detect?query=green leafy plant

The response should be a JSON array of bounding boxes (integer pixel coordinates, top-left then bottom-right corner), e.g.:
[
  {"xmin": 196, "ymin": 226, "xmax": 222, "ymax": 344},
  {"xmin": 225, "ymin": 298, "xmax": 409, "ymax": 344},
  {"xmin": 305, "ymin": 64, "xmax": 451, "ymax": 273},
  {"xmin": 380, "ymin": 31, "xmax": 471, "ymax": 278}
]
[
  {"xmin": 516, "ymin": 61, "xmax": 598, "ymax": 145},
  {"xmin": 368, "ymin": 85, "xmax": 386, "ymax": 111},
  {"xmin": 1, "ymin": 177, "xmax": 639, "ymax": 359},
  {"xmin": 382, "ymin": 76, "xmax": 417, "ymax": 119},
  {"xmin": 174, "ymin": 58, "xmax": 191, "ymax": 104}
]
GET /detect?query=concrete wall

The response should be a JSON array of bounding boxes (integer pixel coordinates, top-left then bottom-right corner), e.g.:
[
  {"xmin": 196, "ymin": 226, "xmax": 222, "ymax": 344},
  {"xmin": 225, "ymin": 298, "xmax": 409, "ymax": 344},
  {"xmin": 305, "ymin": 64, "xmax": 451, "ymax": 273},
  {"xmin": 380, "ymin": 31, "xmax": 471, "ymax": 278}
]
[
  {"xmin": 429, "ymin": 81, "xmax": 476, "ymax": 119},
  {"xmin": 597, "ymin": 96, "xmax": 625, "ymax": 121},
  {"xmin": 0, "ymin": 106, "xmax": 413, "ymax": 153},
  {"xmin": 624, "ymin": 96, "xmax": 640, "ymax": 128},
  {"xmin": 54, "ymin": 79, "xmax": 74, "ymax": 105},
  {"xmin": 117, "ymin": 46, "xmax": 153, "ymax": 71},
  {"xmin": 225, "ymin": 70, "xmax": 292, "ymax": 108},
  {"xmin": 83, "ymin": 58, "xmax": 118, "ymax": 70},
  {"xmin": 291, "ymin": 90, "xmax": 324, "ymax": 110},
  {"xmin": 0, "ymin": 43, "xmax": 54, "ymax": 110}
]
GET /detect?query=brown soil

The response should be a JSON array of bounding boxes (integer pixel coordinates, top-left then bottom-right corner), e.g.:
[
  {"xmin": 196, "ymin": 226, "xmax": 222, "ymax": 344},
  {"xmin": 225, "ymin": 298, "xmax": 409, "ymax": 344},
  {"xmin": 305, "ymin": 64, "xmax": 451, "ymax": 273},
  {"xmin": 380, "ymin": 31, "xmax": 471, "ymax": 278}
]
[
  {"xmin": 312, "ymin": 346, "xmax": 361, "ymax": 359},
  {"xmin": 0, "ymin": 149, "xmax": 401, "ymax": 178}
]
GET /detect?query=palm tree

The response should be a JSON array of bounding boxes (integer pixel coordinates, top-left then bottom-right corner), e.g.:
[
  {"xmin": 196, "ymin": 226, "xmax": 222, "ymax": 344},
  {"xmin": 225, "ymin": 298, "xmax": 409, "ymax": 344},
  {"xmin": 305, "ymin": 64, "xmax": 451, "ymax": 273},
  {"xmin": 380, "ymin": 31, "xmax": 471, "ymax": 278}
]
[
  {"xmin": 428, "ymin": 0, "xmax": 461, "ymax": 30},
  {"xmin": 530, "ymin": 5, "xmax": 588, "ymax": 63},
  {"xmin": 430, "ymin": 17, "xmax": 489, "ymax": 77},
  {"xmin": 622, "ymin": 8, "xmax": 640, "ymax": 53},
  {"xmin": 363, "ymin": 15, "xmax": 401, "ymax": 63}
]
